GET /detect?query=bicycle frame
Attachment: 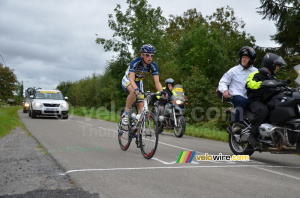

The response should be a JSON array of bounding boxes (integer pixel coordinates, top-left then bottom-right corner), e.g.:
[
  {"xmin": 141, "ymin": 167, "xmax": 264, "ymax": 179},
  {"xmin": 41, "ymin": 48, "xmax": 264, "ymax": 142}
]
[
  {"xmin": 132, "ymin": 92, "xmax": 151, "ymax": 130},
  {"xmin": 118, "ymin": 91, "xmax": 159, "ymax": 159}
]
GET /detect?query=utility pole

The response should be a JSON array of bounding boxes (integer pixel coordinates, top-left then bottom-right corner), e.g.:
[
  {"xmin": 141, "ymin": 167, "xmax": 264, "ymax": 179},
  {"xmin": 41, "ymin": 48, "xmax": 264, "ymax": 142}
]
[{"xmin": 0, "ymin": 54, "xmax": 6, "ymax": 66}]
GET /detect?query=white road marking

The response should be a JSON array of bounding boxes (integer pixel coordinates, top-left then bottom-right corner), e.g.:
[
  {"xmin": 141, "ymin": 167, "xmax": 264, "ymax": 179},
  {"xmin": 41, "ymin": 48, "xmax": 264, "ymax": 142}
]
[
  {"xmin": 152, "ymin": 158, "xmax": 177, "ymax": 164},
  {"xmin": 98, "ymin": 126, "xmax": 116, "ymax": 133},
  {"xmin": 255, "ymin": 166, "xmax": 300, "ymax": 181},
  {"xmin": 66, "ymin": 119, "xmax": 300, "ymax": 181},
  {"xmin": 59, "ymin": 165, "xmax": 300, "ymax": 177},
  {"xmin": 75, "ymin": 121, "xmax": 92, "ymax": 126},
  {"xmin": 72, "ymin": 120, "xmax": 263, "ymax": 165},
  {"xmin": 59, "ymin": 165, "xmax": 254, "ymax": 175}
]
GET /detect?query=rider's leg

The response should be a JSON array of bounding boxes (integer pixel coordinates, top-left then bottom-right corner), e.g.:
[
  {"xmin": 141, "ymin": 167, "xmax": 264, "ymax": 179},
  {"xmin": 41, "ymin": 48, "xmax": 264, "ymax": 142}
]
[
  {"xmin": 121, "ymin": 85, "xmax": 135, "ymax": 125},
  {"xmin": 231, "ymin": 95, "xmax": 248, "ymax": 122},
  {"xmin": 135, "ymin": 100, "xmax": 144, "ymax": 148},
  {"xmin": 248, "ymin": 100, "xmax": 269, "ymax": 147},
  {"xmin": 125, "ymin": 85, "xmax": 136, "ymax": 112},
  {"xmin": 230, "ymin": 95, "xmax": 248, "ymax": 133}
]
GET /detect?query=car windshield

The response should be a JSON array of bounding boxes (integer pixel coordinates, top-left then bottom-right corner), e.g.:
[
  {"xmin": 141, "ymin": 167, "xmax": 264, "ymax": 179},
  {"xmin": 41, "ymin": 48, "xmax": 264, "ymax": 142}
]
[{"xmin": 35, "ymin": 91, "xmax": 63, "ymax": 100}]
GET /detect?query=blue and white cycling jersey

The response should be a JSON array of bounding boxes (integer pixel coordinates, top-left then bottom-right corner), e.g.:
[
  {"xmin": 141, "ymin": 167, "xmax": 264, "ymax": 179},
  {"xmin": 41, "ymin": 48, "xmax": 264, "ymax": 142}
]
[{"xmin": 122, "ymin": 57, "xmax": 159, "ymax": 91}]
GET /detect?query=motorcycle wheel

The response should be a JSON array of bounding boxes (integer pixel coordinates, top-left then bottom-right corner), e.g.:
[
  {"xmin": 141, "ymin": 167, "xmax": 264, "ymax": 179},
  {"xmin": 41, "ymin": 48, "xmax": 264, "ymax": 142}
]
[
  {"xmin": 154, "ymin": 105, "xmax": 164, "ymax": 134},
  {"xmin": 174, "ymin": 116, "xmax": 186, "ymax": 138},
  {"xmin": 228, "ymin": 134, "xmax": 254, "ymax": 156},
  {"xmin": 158, "ymin": 122, "xmax": 163, "ymax": 134}
]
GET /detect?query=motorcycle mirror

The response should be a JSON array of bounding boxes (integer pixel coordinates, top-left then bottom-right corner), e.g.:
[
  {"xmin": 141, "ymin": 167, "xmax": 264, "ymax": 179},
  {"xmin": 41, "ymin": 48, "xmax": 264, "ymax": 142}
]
[
  {"xmin": 294, "ymin": 64, "xmax": 300, "ymax": 75},
  {"xmin": 294, "ymin": 64, "xmax": 300, "ymax": 86},
  {"xmin": 295, "ymin": 76, "xmax": 300, "ymax": 87}
]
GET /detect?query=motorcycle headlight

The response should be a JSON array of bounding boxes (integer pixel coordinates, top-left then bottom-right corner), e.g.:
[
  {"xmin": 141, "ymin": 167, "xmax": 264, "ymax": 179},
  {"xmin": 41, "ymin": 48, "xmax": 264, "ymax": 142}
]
[
  {"xmin": 175, "ymin": 99, "xmax": 183, "ymax": 105},
  {"xmin": 24, "ymin": 102, "xmax": 30, "ymax": 107}
]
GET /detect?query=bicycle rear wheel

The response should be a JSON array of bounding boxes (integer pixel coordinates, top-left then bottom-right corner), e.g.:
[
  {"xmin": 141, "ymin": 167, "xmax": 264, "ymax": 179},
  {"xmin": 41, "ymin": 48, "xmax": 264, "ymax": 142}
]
[
  {"xmin": 140, "ymin": 112, "xmax": 159, "ymax": 159},
  {"xmin": 118, "ymin": 113, "xmax": 132, "ymax": 151}
]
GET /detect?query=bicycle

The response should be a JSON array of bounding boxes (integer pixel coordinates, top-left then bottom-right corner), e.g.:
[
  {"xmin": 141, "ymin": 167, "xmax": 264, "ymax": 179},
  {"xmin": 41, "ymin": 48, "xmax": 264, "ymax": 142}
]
[{"xmin": 118, "ymin": 91, "xmax": 160, "ymax": 159}]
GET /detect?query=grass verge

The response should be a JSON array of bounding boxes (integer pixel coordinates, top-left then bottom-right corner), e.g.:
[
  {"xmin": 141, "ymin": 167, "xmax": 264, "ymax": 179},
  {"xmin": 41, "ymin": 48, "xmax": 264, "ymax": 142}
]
[
  {"xmin": 69, "ymin": 106, "xmax": 229, "ymax": 142},
  {"xmin": 0, "ymin": 105, "xmax": 23, "ymax": 138}
]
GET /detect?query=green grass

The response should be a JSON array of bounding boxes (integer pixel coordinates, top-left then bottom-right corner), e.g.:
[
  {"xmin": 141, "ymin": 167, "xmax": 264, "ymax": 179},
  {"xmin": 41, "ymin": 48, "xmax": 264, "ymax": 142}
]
[
  {"xmin": 69, "ymin": 106, "xmax": 229, "ymax": 142},
  {"xmin": 0, "ymin": 105, "xmax": 23, "ymax": 138},
  {"xmin": 70, "ymin": 106, "xmax": 119, "ymax": 121}
]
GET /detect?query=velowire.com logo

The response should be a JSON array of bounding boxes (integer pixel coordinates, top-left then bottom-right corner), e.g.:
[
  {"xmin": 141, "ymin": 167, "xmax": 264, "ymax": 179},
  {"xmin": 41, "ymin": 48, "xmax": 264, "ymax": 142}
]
[{"xmin": 176, "ymin": 151, "xmax": 250, "ymax": 163}]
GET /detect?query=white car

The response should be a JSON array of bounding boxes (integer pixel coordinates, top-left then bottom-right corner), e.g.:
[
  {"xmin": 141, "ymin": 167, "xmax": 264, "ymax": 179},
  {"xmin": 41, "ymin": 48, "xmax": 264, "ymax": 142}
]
[{"xmin": 29, "ymin": 89, "xmax": 69, "ymax": 119}]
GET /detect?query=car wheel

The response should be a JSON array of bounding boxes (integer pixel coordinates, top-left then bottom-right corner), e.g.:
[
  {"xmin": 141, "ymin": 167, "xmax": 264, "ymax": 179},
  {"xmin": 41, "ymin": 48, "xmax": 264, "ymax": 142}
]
[
  {"xmin": 62, "ymin": 114, "xmax": 68, "ymax": 119},
  {"xmin": 31, "ymin": 110, "xmax": 36, "ymax": 118}
]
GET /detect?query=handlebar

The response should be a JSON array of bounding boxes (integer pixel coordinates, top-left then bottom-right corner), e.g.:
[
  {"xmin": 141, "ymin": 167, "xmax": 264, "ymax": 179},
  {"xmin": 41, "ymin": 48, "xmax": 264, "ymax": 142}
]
[
  {"xmin": 139, "ymin": 91, "xmax": 161, "ymax": 97},
  {"xmin": 260, "ymin": 80, "xmax": 289, "ymax": 88}
]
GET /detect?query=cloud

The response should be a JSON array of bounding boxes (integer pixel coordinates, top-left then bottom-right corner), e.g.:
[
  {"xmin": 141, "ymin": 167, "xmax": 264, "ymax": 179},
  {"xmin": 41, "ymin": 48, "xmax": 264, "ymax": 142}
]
[{"xmin": 0, "ymin": 0, "xmax": 279, "ymax": 91}]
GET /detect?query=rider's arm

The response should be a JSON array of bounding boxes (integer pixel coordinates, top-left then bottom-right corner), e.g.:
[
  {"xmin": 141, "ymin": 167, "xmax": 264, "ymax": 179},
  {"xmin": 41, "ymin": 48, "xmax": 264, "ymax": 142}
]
[
  {"xmin": 129, "ymin": 72, "xmax": 139, "ymax": 91},
  {"xmin": 218, "ymin": 69, "xmax": 233, "ymax": 98},
  {"xmin": 153, "ymin": 75, "xmax": 163, "ymax": 92},
  {"xmin": 246, "ymin": 71, "xmax": 262, "ymax": 90}
]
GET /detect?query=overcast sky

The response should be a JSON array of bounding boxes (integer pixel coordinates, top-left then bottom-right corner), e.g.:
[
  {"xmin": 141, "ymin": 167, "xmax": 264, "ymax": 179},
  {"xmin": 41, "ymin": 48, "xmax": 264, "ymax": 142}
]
[{"xmin": 0, "ymin": 0, "xmax": 279, "ymax": 91}]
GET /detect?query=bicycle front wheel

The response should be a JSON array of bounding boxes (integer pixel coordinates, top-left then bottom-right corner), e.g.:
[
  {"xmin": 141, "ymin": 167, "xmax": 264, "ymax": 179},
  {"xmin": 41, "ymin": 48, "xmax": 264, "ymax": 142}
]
[{"xmin": 140, "ymin": 112, "xmax": 159, "ymax": 159}]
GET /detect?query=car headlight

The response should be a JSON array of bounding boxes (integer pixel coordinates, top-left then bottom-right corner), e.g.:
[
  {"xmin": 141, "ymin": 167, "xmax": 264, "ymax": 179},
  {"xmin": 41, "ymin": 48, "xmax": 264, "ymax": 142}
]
[
  {"xmin": 34, "ymin": 102, "xmax": 43, "ymax": 108},
  {"xmin": 175, "ymin": 99, "xmax": 183, "ymax": 105},
  {"xmin": 61, "ymin": 103, "xmax": 69, "ymax": 108}
]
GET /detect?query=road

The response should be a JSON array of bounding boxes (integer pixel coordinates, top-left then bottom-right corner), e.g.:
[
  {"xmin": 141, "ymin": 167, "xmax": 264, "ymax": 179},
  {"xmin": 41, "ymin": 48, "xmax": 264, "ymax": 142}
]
[{"xmin": 19, "ymin": 111, "xmax": 300, "ymax": 198}]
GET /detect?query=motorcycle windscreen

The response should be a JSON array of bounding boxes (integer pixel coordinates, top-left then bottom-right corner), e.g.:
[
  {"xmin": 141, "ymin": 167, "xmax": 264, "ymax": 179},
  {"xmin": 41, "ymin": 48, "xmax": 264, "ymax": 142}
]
[
  {"xmin": 173, "ymin": 84, "xmax": 184, "ymax": 98},
  {"xmin": 294, "ymin": 64, "xmax": 300, "ymax": 86}
]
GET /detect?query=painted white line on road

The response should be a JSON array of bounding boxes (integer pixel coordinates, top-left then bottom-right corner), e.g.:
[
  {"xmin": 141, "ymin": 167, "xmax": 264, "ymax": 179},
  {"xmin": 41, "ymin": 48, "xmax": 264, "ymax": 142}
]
[
  {"xmin": 74, "ymin": 120, "xmax": 117, "ymax": 132},
  {"xmin": 59, "ymin": 165, "xmax": 254, "ymax": 175},
  {"xmin": 98, "ymin": 126, "xmax": 117, "ymax": 133},
  {"xmin": 152, "ymin": 158, "xmax": 177, "ymax": 164},
  {"xmin": 72, "ymin": 120, "xmax": 262, "ymax": 165},
  {"xmin": 255, "ymin": 166, "xmax": 300, "ymax": 181},
  {"xmin": 59, "ymin": 165, "xmax": 300, "ymax": 176},
  {"xmin": 75, "ymin": 121, "xmax": 92, "ymax": 126},
  {"xmin": 152, "ymin": 157, "xmax": 199, "ymax": 164}
]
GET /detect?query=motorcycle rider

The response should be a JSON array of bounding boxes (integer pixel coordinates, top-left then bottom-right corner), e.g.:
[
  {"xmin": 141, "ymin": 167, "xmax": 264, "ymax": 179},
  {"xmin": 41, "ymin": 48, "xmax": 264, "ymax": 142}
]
[
  {"xmin": 156, "ymin": 78, "xmax": 177, "ymax": 116},
  {"xmin": 218, "ymin": 46, "xmax": 257, "ymax": 133},
  {"xmin": 246, "ymin": 52, "xmax": 287, "ymax": 148}
]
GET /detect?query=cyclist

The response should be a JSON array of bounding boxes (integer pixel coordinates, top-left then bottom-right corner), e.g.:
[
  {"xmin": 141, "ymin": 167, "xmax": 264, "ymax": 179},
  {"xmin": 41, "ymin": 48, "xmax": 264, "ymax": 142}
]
[{"xmin": 121, "ymin": 44, "xmax": 163, "ymax": 145}]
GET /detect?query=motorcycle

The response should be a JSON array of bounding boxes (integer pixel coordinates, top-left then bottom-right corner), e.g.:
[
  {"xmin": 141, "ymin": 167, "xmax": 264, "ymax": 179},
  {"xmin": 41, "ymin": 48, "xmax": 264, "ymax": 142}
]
[
  {"xmin": 218, "ymin": 65, "xmax": 300, "ymax": 156},
  {"xmin": 154, "ymin": 85, "xmax": 188, "ymax": 138}
]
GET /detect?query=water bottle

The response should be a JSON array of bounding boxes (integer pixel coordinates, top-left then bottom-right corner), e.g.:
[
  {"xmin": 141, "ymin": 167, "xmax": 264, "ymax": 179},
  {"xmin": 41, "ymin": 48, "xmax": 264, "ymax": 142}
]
[
  {"xmin": 131, "ymin": 113, "xmax": 137, "ymax": 126},
  {"xmin": 131, "ymin": 113, "xmax": 137, "ymax": 119},
  {"xmin": 136, "ymin": 114, "xmax": 141, "ymax": 121}
]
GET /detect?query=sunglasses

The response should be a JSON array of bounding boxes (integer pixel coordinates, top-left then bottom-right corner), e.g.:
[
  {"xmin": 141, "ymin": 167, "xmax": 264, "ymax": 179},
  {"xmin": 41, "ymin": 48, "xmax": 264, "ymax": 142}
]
[{"xmin": 143, "ymin": 53, "xmax": 154, "ymax": 58}]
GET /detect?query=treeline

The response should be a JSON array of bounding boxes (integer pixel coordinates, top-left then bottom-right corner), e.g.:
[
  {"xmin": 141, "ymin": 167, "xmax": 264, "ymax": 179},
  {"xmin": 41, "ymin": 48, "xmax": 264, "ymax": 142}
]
[
  {"xmin": 0, "ymin": 63, "xmax": 24, "ymax": 105},
  {"xmin": 57, "ymin": 1, "xmax": 299, "ymax": 126}
]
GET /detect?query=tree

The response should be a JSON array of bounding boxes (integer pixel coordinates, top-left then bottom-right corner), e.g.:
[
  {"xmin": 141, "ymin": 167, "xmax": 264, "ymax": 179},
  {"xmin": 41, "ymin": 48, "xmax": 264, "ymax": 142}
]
[
  {"xmin": 19, "ymin": 82, "xmax": 23, "ymax": 97},
  {"xmin": 175, "ymin": 7, "xmax": 255, "ymax": 81},
  {"xmin": 166, "ymin": 9, "xmax": 207, "ymax": 51},
  {"xmin": 0, "ymin": 63, "xmax": 17, "ymax": 102},
  {"xmin": 258, "ymin": 0, "xmax": 300, "ymax": 54},
  {"xmin": 95, "ymin": 0, "xmax": 168, "ymax": 58},
  {"xmin": 171, "ymin": 7, "xmax": 256, "ymax": 123}
]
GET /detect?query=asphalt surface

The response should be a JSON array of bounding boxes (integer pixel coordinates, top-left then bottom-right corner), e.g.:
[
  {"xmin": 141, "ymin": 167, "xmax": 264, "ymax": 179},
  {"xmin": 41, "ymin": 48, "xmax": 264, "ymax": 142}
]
[
  {"xmin": 18, "ymin": 111, "xmax": 300, "ymax": 198},
  {"xmin": 0, "ymin": 126, "xmax": 99, "ymax": 198}
]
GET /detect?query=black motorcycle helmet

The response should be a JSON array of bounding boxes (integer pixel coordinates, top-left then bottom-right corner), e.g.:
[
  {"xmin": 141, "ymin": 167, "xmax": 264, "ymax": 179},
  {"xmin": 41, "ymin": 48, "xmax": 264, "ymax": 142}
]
[
  {"xmin": 165, "ymin": 78, "xmax": 175, "ymax": 91},
  {"xmin": 238, "ymin": 46, "xmax": 256, "ymax": 67},
  {"xmin": 262, "ymin": 53, "xmax": 287, "ymax": 75}
]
